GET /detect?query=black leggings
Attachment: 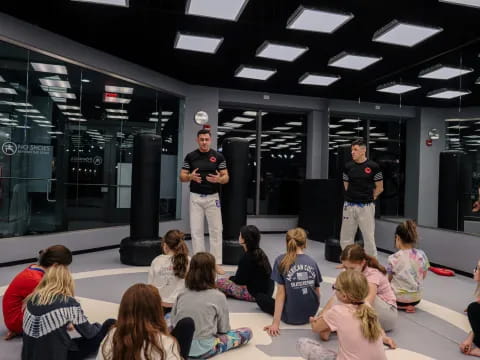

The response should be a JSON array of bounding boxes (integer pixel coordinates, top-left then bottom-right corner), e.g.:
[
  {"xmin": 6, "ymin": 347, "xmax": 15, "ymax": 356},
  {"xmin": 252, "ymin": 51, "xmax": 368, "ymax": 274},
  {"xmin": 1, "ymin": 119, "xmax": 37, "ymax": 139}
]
[
  {"xmin": 68, "ymin": 318, "xmax": 116, "ymax": 360},
  {"xmin": 171, "ymin": 317, "xmax": 195, "ymax": 359},
  {"xmin": 468, "ymin": 302, "xmax": 480, "ymax": 347},
  {"xmin": 255, "ymin": 292, "xmax": 275, "ymax": 316}
]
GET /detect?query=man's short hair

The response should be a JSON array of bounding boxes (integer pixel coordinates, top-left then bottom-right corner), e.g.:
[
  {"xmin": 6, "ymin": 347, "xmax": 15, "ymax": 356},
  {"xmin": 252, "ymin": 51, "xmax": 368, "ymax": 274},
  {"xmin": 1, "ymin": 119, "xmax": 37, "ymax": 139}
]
[
  {"xmin": 351, "ymin": 139, "xmax": 366, "ymax": 148},
  {"xmin": 197, "ymin": 129, "xmax": 211, "ymax": 137}
]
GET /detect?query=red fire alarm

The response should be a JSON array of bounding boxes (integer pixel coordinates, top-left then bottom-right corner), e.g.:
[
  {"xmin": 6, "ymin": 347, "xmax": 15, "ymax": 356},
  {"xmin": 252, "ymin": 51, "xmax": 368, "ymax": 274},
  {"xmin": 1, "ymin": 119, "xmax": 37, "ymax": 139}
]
[
  {"xmin": 426, "ymin": 139, "xmax": 433, "ymax": 147},
  {"xmin": 203, "ymin": 124, "xmax": 211, "ymax": 130}
]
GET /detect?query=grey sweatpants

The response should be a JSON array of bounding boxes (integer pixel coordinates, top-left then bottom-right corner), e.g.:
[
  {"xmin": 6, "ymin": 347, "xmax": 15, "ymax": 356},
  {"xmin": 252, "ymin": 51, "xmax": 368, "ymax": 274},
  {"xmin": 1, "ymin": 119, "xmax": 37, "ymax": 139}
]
[
  {"xmin": 340, "ymin": 202, "xmax": 377, "ymax": 257},
  {"xmin": 189, "ymin": 192, "xmax": 223, "ymax": 264}
]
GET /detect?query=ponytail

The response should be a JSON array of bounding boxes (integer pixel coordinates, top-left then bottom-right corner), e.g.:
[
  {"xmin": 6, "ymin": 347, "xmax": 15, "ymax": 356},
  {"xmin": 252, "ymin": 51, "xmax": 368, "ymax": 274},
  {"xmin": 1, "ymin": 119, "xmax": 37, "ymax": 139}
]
[
  {"xmin": 335, "ymin": 270, "xmax": 382, "ymax": 342},
  {"xmin": 355, "ymin": 304, "xmax": 383, "ymax": 342},
  {"xmin": 340, "ymin": 244, "xmax": 386, "ymax": 275},
  {"xmin": 395, "ymin": 219, "xmax": 418, "ymax": 246},
  {"xmin": 163, "ymin": 230, "xmax": 189, "ymax": 279},
  {"xmin": 279, "ymin": 228, "xmax": 307, "ymax": 274}
]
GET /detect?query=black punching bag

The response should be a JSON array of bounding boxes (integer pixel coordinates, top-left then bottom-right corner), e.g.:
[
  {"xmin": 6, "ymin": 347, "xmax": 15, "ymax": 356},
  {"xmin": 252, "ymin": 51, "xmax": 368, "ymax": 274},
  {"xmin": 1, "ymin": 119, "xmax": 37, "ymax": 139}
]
[
  {"xmin": 120, "ymin": 134, "xmax": 163, "ymax": 265},
  {"xmin": 221, "ymin": 137, "xmax": 249, "ymax": 265},
  {"xmin": 438, "ymin": 150, "xmax": 471, "ymax": 231}
]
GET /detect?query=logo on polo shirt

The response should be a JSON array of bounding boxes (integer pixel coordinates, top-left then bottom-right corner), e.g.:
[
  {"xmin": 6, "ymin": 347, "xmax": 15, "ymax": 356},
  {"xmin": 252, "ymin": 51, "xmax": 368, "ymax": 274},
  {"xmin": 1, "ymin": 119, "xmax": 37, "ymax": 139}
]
[
  {"xmin": 365, "ymin": 167, "xmax": 372, "ymax": 174},
  {"xmin": 209, "ymin": 156, "xmax": 217, "ymax": 163}
]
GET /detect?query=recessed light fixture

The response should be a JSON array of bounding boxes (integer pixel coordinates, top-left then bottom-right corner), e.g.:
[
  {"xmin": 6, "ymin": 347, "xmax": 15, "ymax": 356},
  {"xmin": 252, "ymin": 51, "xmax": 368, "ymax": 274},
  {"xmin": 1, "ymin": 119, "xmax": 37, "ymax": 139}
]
[
  {"xmin": 336, "ymin": 131, "xmax": 355, "ymax": 135},
  {"xmin": 372, "ymin": 20, "xmax": 442, "ymax": 47},
  {"xmin": 71, "ymin": 0, "xmax": 128, "ymax": 7},
  {"xmin": 376, "ymin": 82, "xmax": 421, "ymax": 94},
  {"xmin": 149, "ymin": 118, "xmax": 159, "ymax": 122},
  {"xmin": 329, "ymin": 124, "xmax": 343, "ymax": 128},
  {"xmin": 328, "ymin": 51, "xmax": 382, "ymax": 70},
  {"xmin": 38, "ymin": 124, "xmax": 55, "ymax": 128},
  {"xmin": 162, "ymin": 111, "xmax": 173, "ymax": 116},
  {"xmin": 448, "ymin": 125, "xmax": 469, "ymax": 129},
  {"xmin": 339, "ymin": 118, "xmax": 361, "ymax": 123},
  {"xmin": 31, "ymin": 62, "xmax": 68, "ymax": 75},
  {"xmin": 58, "ymin": 105, "xmax": 80, "ymax": 110},
  {"xmin": 105, "ymin": 86, "xmax": 134, "ymax": 94},
  {"xmin": 103, "ymin": 97, "xmax": 131, "ymax": 104},
  {"xmin": 63, "ymin": 112, "xmax": 82, "ymax": 116},
  {"xmin": 299, "ymin": 72, "xmax": 341, "ymax": 86},
  {"xmin": 427, "ymin": 88, "xmax": 471, "ymax": 99},
  {"xmin": 174, "ymin": 32, "xmax": 224, "ymax": 54},
  {"xmin": 286, "ymin": 122, "xmax": 303, "ymax": 126},
  {"xmin": 161, "ymin": 118, "xmax": 169, "ymax": 122},
  {"xmin": 286, "ymin": 6, "xmax": 353, "ymax": 33},
  {"xmin": 0, "ymin": 87, "xmax": 17, "ymax": 95},
  {"xmin": 273, "ymin": 126, "xmax": 293, "ymax": 130},
  {"xmin": 81, "ymin": 78, "xmax": 91, "ymax": 83},
  {"xmin": 420, "ymin": 64, "xmax": 473, "ymax": 80},
  {"xmin": 256, "ymin": 41, "xmax": 308, "ymax": 62},
  {"xmin": 48, "ymin": 92, "xmax": 76, "ymax": 99},
  {"xmin": 16, "ymin": 108, "xmax": 40, "ymax": 113},
  {"xmin": 243, "ymin": 111, "xmax": 267, "ymax": 116},
  {"xmin": 233, "ymin": 116, "xmax": 255, "ymax": 123},
  {"xmin": 186, "ymin": 0, "xmax": 249, "ymax": 21},
  {"xmin": 39, "ymin": 78, "xmax": 71, "ymax": 88},
  {"xmin": 222, "ymin": 122, "xmax": 243, "ymax": 128},
  {"xmin": 107, "ymin": 115, "xmax": 128, "ymax": 120},
  {"xmin": 234, "ymin": 65, "xmax": 276, "ymax": 81},
  {"xmin": 439, "ymin": 0, "xmax": 480, "ymax": 8},
  {"xmin": 0, "ymin": 76, "xmax": 5, "ymax": 82},
  {"xmin": 48, "ymin": 131, "xmax": 64, "ymax": 135}
]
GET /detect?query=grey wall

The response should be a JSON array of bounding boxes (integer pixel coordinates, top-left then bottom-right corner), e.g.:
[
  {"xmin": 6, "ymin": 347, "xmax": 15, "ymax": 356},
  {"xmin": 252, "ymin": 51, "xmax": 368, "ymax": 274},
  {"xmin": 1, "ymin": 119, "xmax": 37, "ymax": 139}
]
[
  {"xmin": 417, "ymin": 108, "xmax": 447, "ymax": 227},
  {"xmin": 405, "ymin": 115, "xmax": 421, "ymax": 220},
  {"xmin": 328, "ymin": 99, "xmax": 417, "ymax": 118},
  {"xmin": 306, "ymin": 110, "xmax": 329, "ymax": 179},
  {"xmin": 376, "ymin": 219, "xmax": 478, "ymax": 273}
]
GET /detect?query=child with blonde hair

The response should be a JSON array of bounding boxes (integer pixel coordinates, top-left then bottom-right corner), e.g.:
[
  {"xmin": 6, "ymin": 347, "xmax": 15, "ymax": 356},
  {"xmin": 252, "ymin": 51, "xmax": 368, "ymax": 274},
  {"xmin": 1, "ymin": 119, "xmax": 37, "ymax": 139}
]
[
  {"xmin": 257, "ymin": 228, "xmax": 322, "ymax": 336},
  {"xmin": 297, "ymin": 270, "xmax": 396, "ymax": 360},
  {"xmin": 22, "ymin": 265, "xmax": 115, "ymax": 360},
  {"xmin": 387, "ymin": 220, "xmax": 429, "ymax": 313}
]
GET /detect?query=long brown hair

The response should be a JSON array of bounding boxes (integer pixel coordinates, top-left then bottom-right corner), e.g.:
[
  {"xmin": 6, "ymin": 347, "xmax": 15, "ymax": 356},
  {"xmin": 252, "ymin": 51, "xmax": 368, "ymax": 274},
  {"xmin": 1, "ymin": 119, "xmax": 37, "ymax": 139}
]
[
  {"xmin": 103, "ymin": 284, "xmax": 178, "ymax": 360},
  {"xmin": 25, "ymin": 265, "xmax": 74, "ymax": 306},
  {"xmin": 336, "ymin": 270, "xmax": 382, "ymax": 342},
  {"xmin": 185, "ymin": 252, "xmax": 216, "ymax": 291},
  {"xmin": 163, "ymin": 230, "xmax": 189, "ymax": 279},
  {"xmin": 38, "ymin": 245, "xmax": 72, "ymax": 267},
  {"xmin": 395, "ymin": 220, "xmax": 418, "ymax": 246},
  {"xmin": 340, "ymin": 244, "xmax": 386, "ymax": 275},
  {"xmin": 279, "ymin": 228, "xmax": 307, "ymax": 274}
]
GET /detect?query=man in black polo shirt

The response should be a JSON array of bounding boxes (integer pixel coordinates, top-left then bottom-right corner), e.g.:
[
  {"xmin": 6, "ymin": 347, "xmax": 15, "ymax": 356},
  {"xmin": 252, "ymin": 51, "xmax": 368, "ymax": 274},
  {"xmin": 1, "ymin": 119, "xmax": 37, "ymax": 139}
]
[
  {"xmin": 340, "ymin": 139, "xmax": 383, "ymax": 257},
  {"xmin": 179, "ymin": 129, "xmax": 229, "ymax": 264}
]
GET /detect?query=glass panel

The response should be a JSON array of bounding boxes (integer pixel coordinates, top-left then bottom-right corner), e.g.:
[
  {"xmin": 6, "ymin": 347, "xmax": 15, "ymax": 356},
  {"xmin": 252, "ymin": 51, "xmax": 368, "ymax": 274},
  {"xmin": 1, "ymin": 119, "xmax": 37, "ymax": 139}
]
[{"xmin": 260, "ymin": 111, "xmax": 307, "ymax": 215}]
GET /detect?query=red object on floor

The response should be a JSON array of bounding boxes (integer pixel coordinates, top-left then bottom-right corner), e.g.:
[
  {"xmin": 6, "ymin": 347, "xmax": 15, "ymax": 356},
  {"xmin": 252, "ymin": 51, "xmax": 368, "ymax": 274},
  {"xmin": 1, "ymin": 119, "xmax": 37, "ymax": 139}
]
[{"xmin": 429, "ymin": 266, "xmax": 455, "ymax": 276}]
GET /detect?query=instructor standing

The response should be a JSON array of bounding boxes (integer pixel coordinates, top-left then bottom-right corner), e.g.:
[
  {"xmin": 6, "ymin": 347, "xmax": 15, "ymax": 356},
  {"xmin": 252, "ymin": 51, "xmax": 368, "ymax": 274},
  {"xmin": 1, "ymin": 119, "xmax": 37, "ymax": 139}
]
[
  {"xmin": 180, "ymin": 129, "xmax": 229, "ymax": 264},
  {"xmin": 340, "ymin": 139, "xmax": 383, "ymax": 257}
]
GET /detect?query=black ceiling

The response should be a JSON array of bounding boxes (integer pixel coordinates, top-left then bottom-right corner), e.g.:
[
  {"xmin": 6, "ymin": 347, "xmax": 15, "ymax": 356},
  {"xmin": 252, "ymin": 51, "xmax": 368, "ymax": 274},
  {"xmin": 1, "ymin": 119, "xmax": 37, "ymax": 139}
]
[{"xmin": 2, "ymin": 0, "xmax": 480, "ymax": 107}]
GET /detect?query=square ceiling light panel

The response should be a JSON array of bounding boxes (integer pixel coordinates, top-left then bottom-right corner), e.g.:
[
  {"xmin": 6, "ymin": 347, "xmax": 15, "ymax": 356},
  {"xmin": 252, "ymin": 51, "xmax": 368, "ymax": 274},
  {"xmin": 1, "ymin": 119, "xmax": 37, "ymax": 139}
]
[
  {"xmin": 286, "ymin": 6, "xmax": 353, "ymax": 33},
  {"xmin": 0, "ymin": 88, "xmax": 17, "ymax": 95},
  {"xmin": 234, "ymin": 65, "xmax": 276, "ymax": 81},
  {"xmin": 256, "ymin": 41, "xmax": 308, "ymax": 62},
  {"xmin": 39, "ymin": 78, "xmax": 71, "ymax": 88},
  {"xmin": 31, "ymin": 63, "xmax": 68, "ymax": 75},
  {"xmin": 174, "ymin": 32, "xmax": 224, "ymax": 54},
  {"xmin": 376, "ymin": 82, "xmax": 421, "ymax": 94},
  {"xmin": 186, "ymin": 0, "xmax": 249, "ymax": 21},
  {"xmin": 439, "ymin": 0, "xmax": 480, "ymax": 8},
  {"xmin": 372, "ymin": 20, "xmax": 442, "ymax": 47},
  {"xmin": 299, "ymin": 73, "xmax": 340, "ymax": 86},
  {"xmin": 419, "ymin": 64, "xmax": 473, "ymax": 80},
  {"xmin": 328, "ymin": 52, "xmax": 382, "ymax": 70},
  {"xmin": 105, "ymin": 86, "xmax": 133, "ymax": 94},
  {"xmin": 71, "ymin": 0, "xmax": 128, "ymax": 7},
  {"xmin": 427, "ymin": 88, "xmax": 471, "ymax": 99}
]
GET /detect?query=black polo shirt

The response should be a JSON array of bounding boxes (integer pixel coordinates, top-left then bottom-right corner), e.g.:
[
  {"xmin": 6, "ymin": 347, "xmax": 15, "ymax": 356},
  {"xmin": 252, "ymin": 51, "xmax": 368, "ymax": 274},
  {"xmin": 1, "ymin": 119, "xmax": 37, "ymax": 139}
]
[
  {"xmin": 182, "ymin": 149, "xmax": 227, "ymax": 195},
  {"xmin": 343, "ymin": 159, "xmax": 383, "ymax": 203}
]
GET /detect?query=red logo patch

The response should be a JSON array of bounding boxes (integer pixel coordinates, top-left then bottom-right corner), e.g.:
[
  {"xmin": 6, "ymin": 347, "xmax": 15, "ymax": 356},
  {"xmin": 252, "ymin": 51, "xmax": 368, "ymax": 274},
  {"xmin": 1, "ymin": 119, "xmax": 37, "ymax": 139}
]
[
  {"xmin": 365, "ymin": 167, "xmax": 372, "ymax": 174},
  {"xmin": 209, "ymin": 156, "xmax": 217, "ymax": 163}
]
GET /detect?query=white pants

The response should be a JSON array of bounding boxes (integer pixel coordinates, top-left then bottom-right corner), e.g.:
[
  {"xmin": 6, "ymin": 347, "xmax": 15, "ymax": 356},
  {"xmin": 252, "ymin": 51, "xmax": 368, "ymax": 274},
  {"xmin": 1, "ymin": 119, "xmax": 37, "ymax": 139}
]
[
  {"xmin": 373, "ymin": 296, "xmax": 397, "ymax": 332},
  {"xmin": 340, "ymin": 202, "xmax": 377, "ymax": 257},
  {"xmin": 189, "ymin": 192, "xmax": 223, "ymax": 264}
]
